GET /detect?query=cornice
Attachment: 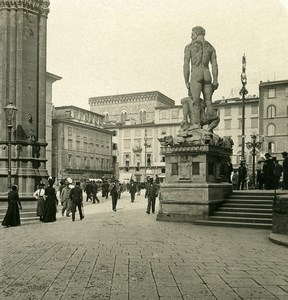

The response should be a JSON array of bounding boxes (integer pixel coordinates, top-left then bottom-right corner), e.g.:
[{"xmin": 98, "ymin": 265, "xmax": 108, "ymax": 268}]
[{"xmin": 0, "ymin": 0, "xmax": 50, "ymax": 16}]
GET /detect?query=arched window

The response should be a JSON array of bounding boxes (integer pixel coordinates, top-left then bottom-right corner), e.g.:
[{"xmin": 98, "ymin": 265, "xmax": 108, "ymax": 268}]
[
  {"xmin": 139, "ymin": 109, "xmax": 147, "ymax": 124},
  {"xmin": 267, "ymin": 123, "xmax": 276, "ymax": 136},
  {"xmin": 121, "ymin": 111, "xmax": 127, "ymax": 123},
  {"xmin": 267, "ymin": 105, "xmax": 276, "ymax": 118}
]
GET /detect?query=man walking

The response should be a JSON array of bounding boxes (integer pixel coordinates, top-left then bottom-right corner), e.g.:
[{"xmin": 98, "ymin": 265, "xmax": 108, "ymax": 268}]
[
  {"xmin": 129, "ymin": 179, "xmax": 137, "ymax": 203},
  {"xmin": 110, "ymin": 180, "xmax": 120, "ymax": 212},
  {"xmin": 237, "ymin": 161, "xmax": 247, "ymax": 190},
  {"xmin": 70, "ymin": 181, "xmax": 84, "ymax": 222},
  {"xmin": 60, "ymin": 180, "xmax": 71, "ymax": 217},
  {"xmin": 146, "ymin": 178, "xmax": 159, "ymax": 214}
]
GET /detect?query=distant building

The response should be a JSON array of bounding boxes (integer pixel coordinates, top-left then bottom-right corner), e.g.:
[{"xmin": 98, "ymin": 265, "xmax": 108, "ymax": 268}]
[
  {"xmin": 52, "ymin": 106, "xmax": 113, "ymax": 181},
  {"xmin": 259, "ymin": 80, "xmax": 288, "ymax": 159},
  {"xmin": 46, "ymin": 72, "xmax": 62, "ymax": 177},
  {"xmin": 86, "ymin": 81, "xmax": 288, "ymax": 182}
]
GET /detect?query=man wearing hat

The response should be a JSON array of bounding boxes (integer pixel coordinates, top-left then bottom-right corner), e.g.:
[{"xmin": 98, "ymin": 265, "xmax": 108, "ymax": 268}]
[
  {"xmin": 70, "ymin": 181, "xmax": 84, "ymax": 221},
  {"xmin": 263, "ymin": 153, "xmax": 275, "ymax": 190},
  {"xmin": 282, "ymin": 151, "xmax": 288, "ymax": 189}
]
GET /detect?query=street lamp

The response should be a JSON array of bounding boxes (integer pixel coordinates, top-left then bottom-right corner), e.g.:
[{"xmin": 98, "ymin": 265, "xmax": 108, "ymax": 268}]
[
  {"xmin": 4, "ymin": 102, "xmax": 18, "ymax": 190},
  {"xmin": 246, "ymin": 134, "xmax": 264, "ymax": 188},
  {"xmin": 240, "ymin": 54, "xmax": 248, "ymax": 162},
  {"xmin": 143, "ymin": 129, "xmax": 151, "ymax": 175}
]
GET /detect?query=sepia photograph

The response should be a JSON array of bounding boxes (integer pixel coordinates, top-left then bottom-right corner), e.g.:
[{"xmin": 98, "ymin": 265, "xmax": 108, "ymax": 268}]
[{"xmin": 1, "ymin": 0, "xmax": 288, "ymax": 299}]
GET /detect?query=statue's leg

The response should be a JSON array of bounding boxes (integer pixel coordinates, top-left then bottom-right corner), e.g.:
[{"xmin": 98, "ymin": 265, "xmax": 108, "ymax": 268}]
[
  {"xmin": 203, "ymin": 83, "xmax": 214, "ymax": 116},
  {"xmin": 190, "ymin": 82, "xmax": 202, "ymax": 128}
]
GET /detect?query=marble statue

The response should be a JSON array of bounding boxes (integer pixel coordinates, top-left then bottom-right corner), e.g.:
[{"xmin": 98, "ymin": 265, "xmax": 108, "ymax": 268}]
[{"xmin": 183, "ymin": 26, "xmax": 219, "ymax": 130}]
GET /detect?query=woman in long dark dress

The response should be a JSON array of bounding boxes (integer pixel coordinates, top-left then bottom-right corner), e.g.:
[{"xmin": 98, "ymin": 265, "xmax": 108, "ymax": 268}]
[
  {"xmin": 42, "ymin": 178, "xmax": 57, "ymax": 223},
  {"xmin": 2, "ymin": 185, "xmax": 22, "ymax": 227}
]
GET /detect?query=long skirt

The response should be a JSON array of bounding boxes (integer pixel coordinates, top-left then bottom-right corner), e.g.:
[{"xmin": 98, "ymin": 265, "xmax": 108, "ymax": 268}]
[
  {"xmin": 2, "ymin": 202, "xmax": 21, "ymax": 227},
  {"xmin": 36, "ymin": 197, "xmax": 45, "ymax": 217}
]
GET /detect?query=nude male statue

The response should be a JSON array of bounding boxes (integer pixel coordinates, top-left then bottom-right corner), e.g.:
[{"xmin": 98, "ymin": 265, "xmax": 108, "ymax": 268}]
[{"xmin": 183, "ymin": 26, "xmax": 219, "ymax": 129}]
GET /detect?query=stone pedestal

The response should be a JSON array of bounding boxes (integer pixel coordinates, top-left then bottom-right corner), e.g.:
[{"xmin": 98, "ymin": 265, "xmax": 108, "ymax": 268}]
[
  {"xmin": 272, "ymin": 195, "xmax": 288, "ymax": 235},
  {"xmin": 157, "ymin": 144, "xmax": 232, "ymax": 222}
]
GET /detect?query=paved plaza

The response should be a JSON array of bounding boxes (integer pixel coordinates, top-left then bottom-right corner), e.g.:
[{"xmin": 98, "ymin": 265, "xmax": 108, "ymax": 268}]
[{"xmin": 1, "ymin": 191, "xmax": 288, "ymax": 300}]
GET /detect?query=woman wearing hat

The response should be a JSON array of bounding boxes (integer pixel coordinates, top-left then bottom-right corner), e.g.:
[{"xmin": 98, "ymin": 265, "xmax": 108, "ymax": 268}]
[
  {"xmin": 33, "ymin": 182, "xmax": 46, "ymax": 221},
  {"xmin": 2, "ymin": 185, "xmax": 22, "ymax": 227}
]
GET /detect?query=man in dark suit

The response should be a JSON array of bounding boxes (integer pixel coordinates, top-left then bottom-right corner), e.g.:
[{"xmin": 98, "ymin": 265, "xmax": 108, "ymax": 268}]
[
  {"xmin": 146, "ymin": 178, "xmax": 159, "ymax": 214},
  {"xmin": 110, "ymin": 180, "xmax": 120, "ymax": 211},
  {"xmin": 70, "ymin": 181, "xmax": 84, "ymax": 222},
  {"xmin": 129, "ymin": 179, "xmax": 137, "ymax": 203}
]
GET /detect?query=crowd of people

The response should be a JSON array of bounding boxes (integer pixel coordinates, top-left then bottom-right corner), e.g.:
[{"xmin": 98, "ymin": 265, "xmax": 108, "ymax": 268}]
[
  {"xmin": 231, "ymin": 151, "xmax": 288, "ymax": 190},
  {"xmin": 1, "ymin": 175, "xmax": 161, "ymax": 228}
]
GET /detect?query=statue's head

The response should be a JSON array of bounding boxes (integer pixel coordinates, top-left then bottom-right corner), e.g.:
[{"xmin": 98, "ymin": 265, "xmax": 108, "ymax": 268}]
[{"xmin": 192, "ymin": 26, "xmax": 206, "ymax": 40}]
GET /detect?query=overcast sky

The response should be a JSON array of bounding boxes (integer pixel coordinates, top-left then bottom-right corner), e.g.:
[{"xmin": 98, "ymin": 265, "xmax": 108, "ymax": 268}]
[{"xmin": 47, "ymin": 0, "xmax": 288, "ymax": 110}]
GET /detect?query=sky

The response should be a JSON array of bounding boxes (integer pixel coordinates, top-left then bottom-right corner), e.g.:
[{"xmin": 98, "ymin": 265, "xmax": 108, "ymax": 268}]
[{"xmin": 47, "ymin": 0, "xmax": 288, "ymax": 110}]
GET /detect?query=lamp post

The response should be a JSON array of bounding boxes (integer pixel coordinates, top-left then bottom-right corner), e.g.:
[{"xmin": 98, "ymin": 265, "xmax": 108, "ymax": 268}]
[
  {"xmin": 143, "ymin": 129, "xmax": 151, "ymax": 175},
  {"xmin": 240, "ymin": 54, "xmax": 248, "ymax": 162},
  {"xmin": 246, "ymin": 134, "xmax": 263, "ymax": 188},
  {"xmin": 4, "ymin": 102, "xmax": 18, "ymax": 190}
]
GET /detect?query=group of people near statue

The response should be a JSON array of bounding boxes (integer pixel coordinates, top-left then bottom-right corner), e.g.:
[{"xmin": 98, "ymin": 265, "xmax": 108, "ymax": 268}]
[
  {"xmin": 231, "ymin": 151, "xmax": 288, "ymax": 190},
  {"xmin": 1, "ymin": 174, "xmax": 161, "ymax": 227}
]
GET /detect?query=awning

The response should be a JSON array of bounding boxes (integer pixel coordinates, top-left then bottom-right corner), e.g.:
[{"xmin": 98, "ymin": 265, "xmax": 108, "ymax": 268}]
[{"xmin": 119, "ymin": 173, "xmax": 132, "ymax": 183}]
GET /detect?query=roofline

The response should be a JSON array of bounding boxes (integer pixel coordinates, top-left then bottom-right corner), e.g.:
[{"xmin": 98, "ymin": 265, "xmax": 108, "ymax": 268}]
[
  {"xmin": 259, "ymin": 79, "xmax": 288, "ymax": 87},
  {"xmin": 54, "ymin": 105, "xmax": 104, "ymax": 118},
  {"xmin": 46, "ymin": 72, "xmax": 62, "ymax": 81},
  {"xmin": 88, "ymin": 91, "xmax": 175, "ymax": 105}
]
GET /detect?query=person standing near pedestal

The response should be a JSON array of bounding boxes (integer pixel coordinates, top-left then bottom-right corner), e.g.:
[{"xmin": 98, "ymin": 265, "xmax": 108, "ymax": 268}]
[
  {"xmin": 43, "ymin": 178, "xmax": 57, "ymax": 223},
  {"xmin": 146, "ymin": 178, "xmax": 159, "ymax": 214},
  {"xmin": 183, "ymin": 26, "xmax": 219, "ymax": 129},
  {"xmin": 263, "ymin": 153, "xmax": 275, "ymax": 190},
  {"xmin": 237, "ymin": 161, "xmax": 247, "ymax": 190},
  {"xmin": 33, "ymin": 182, "xmax": 46, "ymax": 221},
  {"xmin": 282, "ymin": 151, "xmax": 288, "ymax": 189},
  {"xmin": 2, "ymin": 185, "xmax": 22, "ymax": 227}
]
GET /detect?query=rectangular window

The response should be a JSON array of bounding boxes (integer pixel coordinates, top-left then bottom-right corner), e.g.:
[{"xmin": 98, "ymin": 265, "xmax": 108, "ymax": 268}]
[
  {"xmin": 238, "ymin": 106, "xmax": 243, "ymax": 115},
  {"xmin": 251, "ymin": 118, "xmax": 258, "ymax": 128},
  {"xmin": 76, "ymin": 141, "xmax": 80, "ymax": 151},
  {"xmin": 135, "ymin": 129, "xmax": 141, "ymax": 137},
  {"xmin": 113, "ymin": 130, "xmax": 117, "ymax": 136},
  {"xmin": 124, "ymin": 139, "xmax": 131, "ymax": 149},
  {"xmin": 68, "ymin": 127, "xmax": 72, "ymax": 136},
  {"xmin": 192, "ymin": 162, "xmax": 200, "ymax": 175},
  {"xmin": 171, "ymin": 163, "xmax": 178, "ymax": 175},
  {"xmin": 146, "ymin": 128, "xmax": 152, "ymax": 136},
  {"xmin": 124, "ymin": 129, "xmax": 130, "ymax": 137},
  {"xmin": 224, "ymin": 106, "xmax": 231, "ymax": 116},
  {"xmin": 172, "ymin": 111, "xmax": 178, "ymax": 119},
  {"xmin": 68, "ymin": 139, "xmax": 72, "ymax": 150},
  {"xmin": 238, "ymin": 136, "xmax": 242, "ymax": 146},
  {"xmin": 268, "ymin": 88, "xmax": 276, "ymax": 98},
  {"xmin": 251, "ymin": 104, "xmax": 258, "ymax": 114},
  {"xmin": 224, "ymin": 119, "xmax": 231, "ymax": 130},
  {"xmin": 238, "ymin": 119, "xmax": 242, "ymax": 129}
]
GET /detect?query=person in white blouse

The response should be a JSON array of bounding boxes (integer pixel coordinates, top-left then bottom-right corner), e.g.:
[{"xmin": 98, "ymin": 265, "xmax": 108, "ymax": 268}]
[{"xmin": 33, "ymin": 182, "xmax": 46, "ymax": 221}]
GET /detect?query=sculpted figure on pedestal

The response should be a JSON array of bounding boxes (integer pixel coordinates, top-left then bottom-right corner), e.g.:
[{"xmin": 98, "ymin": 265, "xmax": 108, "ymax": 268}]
[{"xmin": 183, "ymin": 26, "xmax": 219, "ymax": 131}]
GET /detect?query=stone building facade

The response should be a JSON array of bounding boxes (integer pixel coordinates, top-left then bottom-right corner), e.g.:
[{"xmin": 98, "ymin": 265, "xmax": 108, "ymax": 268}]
[
  {"xmin": 259, "ymin": 80, "xmax": 288, "ymax": 158},
  {"xmin": 52, "ymin": 106, "xmax": 113, "ymax": 181},
  {"xmin": 0, "ymin": 0, "xmax": 50, "ymax": 198}
]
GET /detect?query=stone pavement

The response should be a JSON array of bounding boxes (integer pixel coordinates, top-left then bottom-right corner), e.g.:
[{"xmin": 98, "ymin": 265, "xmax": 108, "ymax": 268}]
[{"xmin": 0, "ymin": 191, "xmax": 288, "ymax": 300}]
